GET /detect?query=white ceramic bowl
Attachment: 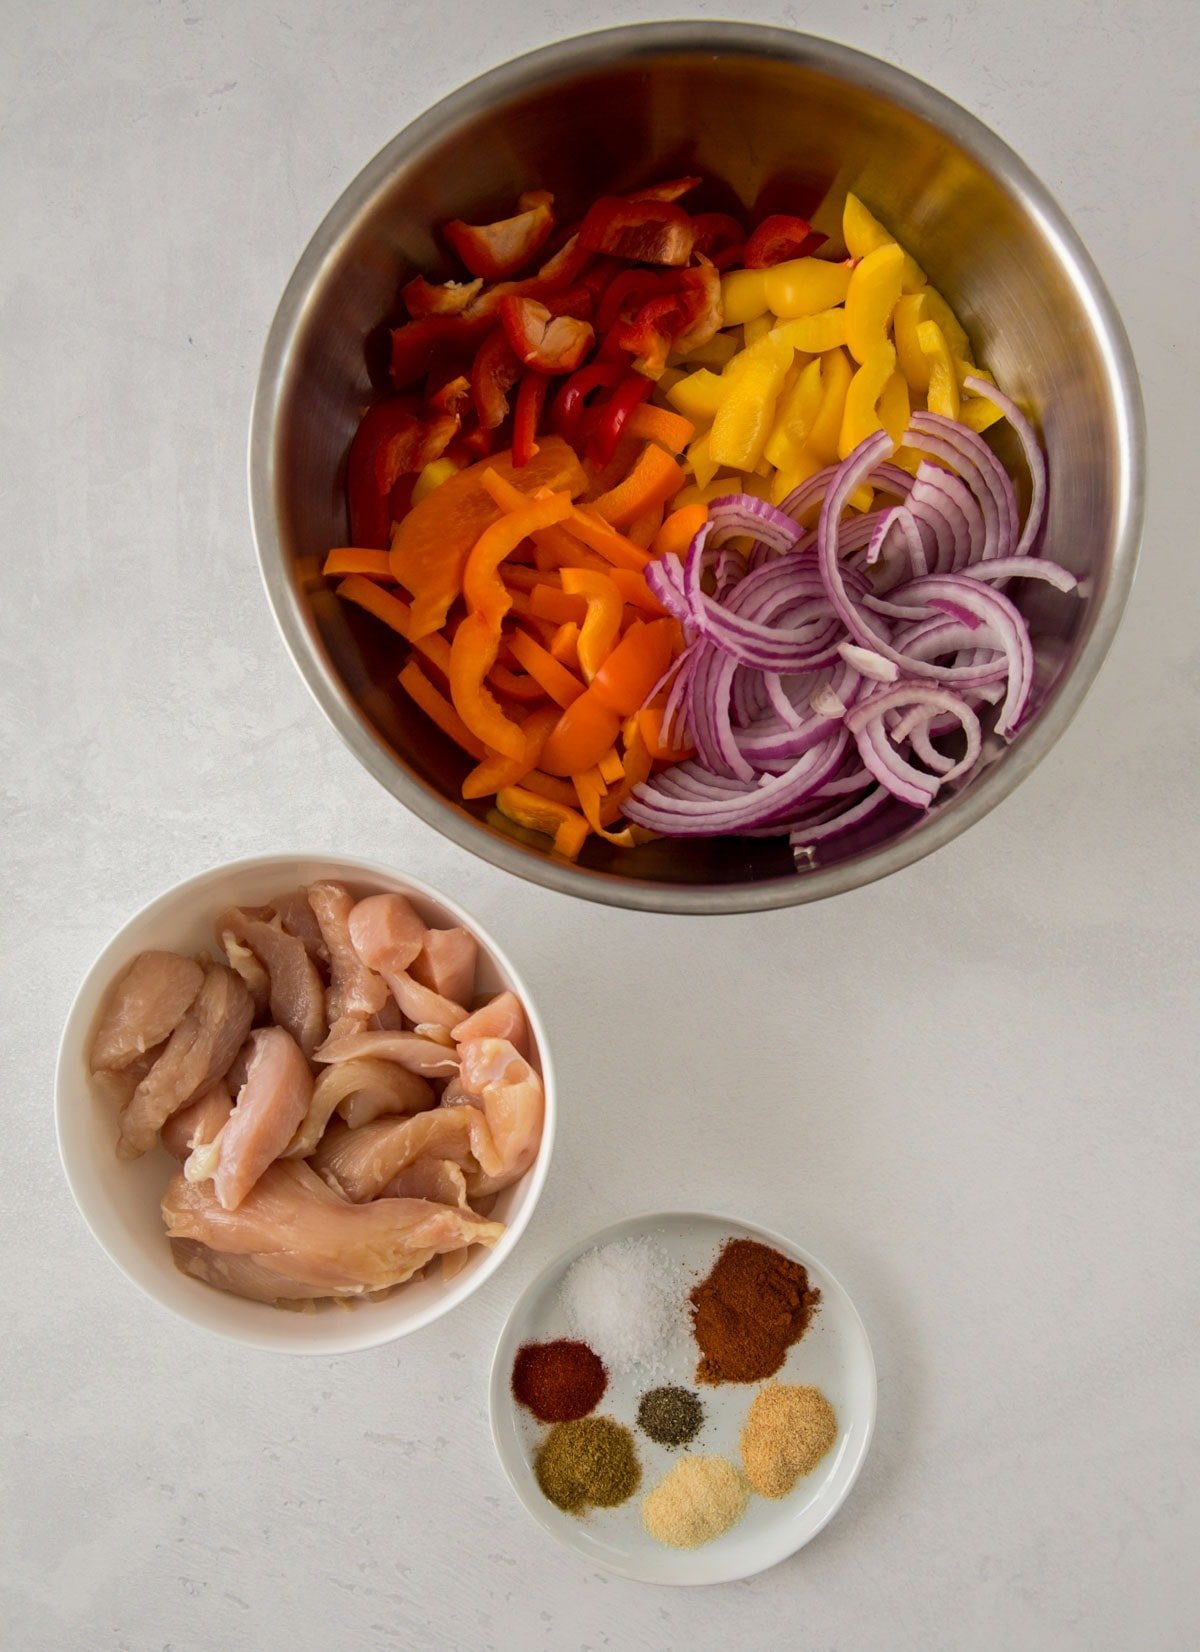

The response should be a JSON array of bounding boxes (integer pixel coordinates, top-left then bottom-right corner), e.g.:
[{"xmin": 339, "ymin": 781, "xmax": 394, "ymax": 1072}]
[{"xmin": 55, "ymin": 852, "xmax": 555, "ymax": 1354}]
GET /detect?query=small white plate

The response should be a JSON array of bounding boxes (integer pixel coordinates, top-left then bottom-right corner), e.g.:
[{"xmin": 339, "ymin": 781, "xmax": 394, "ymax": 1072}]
[{"xmin": 489, "ymin": 1211, "xmax": 876, "ymax": 1584}]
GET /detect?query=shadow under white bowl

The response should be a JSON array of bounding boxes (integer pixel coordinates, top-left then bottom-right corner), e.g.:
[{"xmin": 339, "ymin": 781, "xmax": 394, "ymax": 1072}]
[
  {"xmin": 489, "ymin": 1211, "xmax": 876, "ymax": 1584},
  {"xmin": 55, "ymin": 852, "xmax": 555, "ymax": 1354}
]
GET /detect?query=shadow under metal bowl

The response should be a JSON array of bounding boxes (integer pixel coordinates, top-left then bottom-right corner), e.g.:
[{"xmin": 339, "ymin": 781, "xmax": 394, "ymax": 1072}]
[{"xmin": 249, "ymin": 22, "xmax": 1143, "ymax": 915}]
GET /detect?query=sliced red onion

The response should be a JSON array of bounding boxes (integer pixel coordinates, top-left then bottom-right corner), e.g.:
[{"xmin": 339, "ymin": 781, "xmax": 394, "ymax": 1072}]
[
  {"xmin": 838, "ymin": 642, "xmax": 899, "ymax": 682},
  {"xmin": 964, "ymin": 375, "xmax": 1046, "ymax": 556},
  {"xmin": 790, "ymin": 786, "xmax": 892, "ymax": 856},
  {"xmin": 623, "ymin": 731, "xmax": 851, "ymax": 835}
]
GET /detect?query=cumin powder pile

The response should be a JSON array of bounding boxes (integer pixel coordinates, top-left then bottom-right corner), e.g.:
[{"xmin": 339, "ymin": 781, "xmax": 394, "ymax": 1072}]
[{"xmin": 689, "ymin": 1238, "xmax": 820, "ymax": 1384}]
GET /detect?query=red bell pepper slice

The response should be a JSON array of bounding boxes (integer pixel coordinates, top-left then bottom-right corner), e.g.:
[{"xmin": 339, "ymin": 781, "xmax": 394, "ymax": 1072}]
[
  {"xmin": 390, "ymin": 313, "xmax": 491, "ymax": 388},
  {"xmin": 427, "ymin": 372, "xmax": 472, "ymax": 417},
  {"xmin": 670, "ymin": 260, "xmax": 722, "ymax": 354},
  {"xmin": 578, "ymin": 197, "xmax": 695, "ymax": 266},
  {"xmin": 690, "ymin": 211, "xmax": 746, "ymax": 260},
  {"xmin": 512, "ymin": 372, "xmax": 550, "ymax": 467},
  {"xmin": 402, "ymin": 273, "xmax": 484, "ymax": 317},
  {"xmin": 498, "ymin": 296, "xmax": 595, "ymax": 374},
  {"xmin": 629, "ymin": 176, "xmax": 702, "ymax": 203},
  {"xmin": 586, "ymin": 371, "xmax": 652, "ymax": 468},
  {"xmin": 346, "ymin": 401, "xmax": 426, "ymax": 548},
  {"xmin": 471, "ymin": 326, "xmax": 522, "ymax": 431},
  {"xmin": 551, "ymin": 361, "xmax": 624, "ymax": 446},
  {"xmin": 444, "ymin": 190, "xmax": 556, "ymax": 280},
  {"xmin": 596, "ymin": 267, "xmax": 679, "ymax": 336},
  {"xmin": 742, "ymin": 214, "xmax": 828, "ymax": 268}
]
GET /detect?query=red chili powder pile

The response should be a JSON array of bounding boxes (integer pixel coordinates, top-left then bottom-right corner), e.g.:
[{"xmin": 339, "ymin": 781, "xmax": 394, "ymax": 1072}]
[{"xmin": 511, "ymin": 1339, "xmax": 608, "ymax": 1422}]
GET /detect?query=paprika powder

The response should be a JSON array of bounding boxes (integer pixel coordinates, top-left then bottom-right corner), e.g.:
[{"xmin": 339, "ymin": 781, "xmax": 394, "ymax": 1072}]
[{"xmin": 689, "ymin": 1238, "xmax": 820, "ymax": 1385}]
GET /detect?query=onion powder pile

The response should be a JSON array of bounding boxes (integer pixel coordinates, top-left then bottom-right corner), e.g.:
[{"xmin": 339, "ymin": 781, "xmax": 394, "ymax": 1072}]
[{"xmin": 560, "ymin": 1237, "xmax": 685, "ymax": 1377}]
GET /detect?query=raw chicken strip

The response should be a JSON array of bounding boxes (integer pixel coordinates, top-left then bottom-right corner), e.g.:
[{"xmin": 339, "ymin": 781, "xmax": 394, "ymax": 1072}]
[
  {"xmin": 311, "ymin": 1112, "xmax": 481, "ymax": 1202},
  {"xmin": 219, "ymin": 931, "xmax": 271, "ymax": 1017},
  {"xmin": 370, "ymin": 997, "xmax": 406, "ymax": 1032},
  {"xmin": 161, "ymin": 1160, "xmax": 504, "ymax": 1296},
  {"xmin": 307, "ymin": 880, "xmax": 387, "ymax": 1030},
  {"xmin": 455, "ymin": 1037, "xmax": 545, "ymax": 1196},
  {"xmin": 187, "ymin": 1027, "xmax": 312, "ymax": 1210},
  {"xmin": 286, "ymin": 1057, "xmax": 433, "ymax": 1159},
  {"xmin": 90, "ymin": 952, "xmax": 204, "ymax": 1071},
  {"xmin": 270, "ymin": 888, "xmax": 330, "ymax": 962},
  {"xmin": 314, "ymin": 1027, "xmax": 459, "ymax": 1077},
  {"xmin": 452, "ymin": 991, "xmax": 530, "ymax": 1057},
  {"xmin": 161, "ymin": 1083, "xmax": 234, "ymax": 1162},
  {"xmin": 91, "ymin": 1044, "xmax": 163, "ymax": 1109},
  {"xmin": 170, "ymin": 1239, "xmax": 341, "ymax": 1305},
  {"xmin": 312, "ymin": 1039, "xmax": 542, "ymax": 1201},
  {"xmin": 217, "ymin": 907, "xmax": 326, "ymax": 1057},
  {"xmin": 336, "ymin": 1061, "xmax": 435, "ymax": 1130},
  {"xmin": 349, "ymin": 893, "xmax": 466, "ymax": 1030},
  {"xmin": 118, "ymin": 965, "xmax": 253, "ymax": 1158},
  {"xmin": 411, "ymin": 927, "xmax": 479, "ymax": 1007},
  {"xmin": 381, "ymin": 1157, "xmax": 470, "ymax": 1207}
]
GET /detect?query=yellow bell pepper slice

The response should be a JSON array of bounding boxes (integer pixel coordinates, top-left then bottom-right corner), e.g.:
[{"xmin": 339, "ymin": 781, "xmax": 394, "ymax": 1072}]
[
  {"xmin": 769, "ymin": 444, "xmax": 826, "ymax": 504},
  {"xmin": 917, "ymin": 320, "xmax": 960, "ymax": 420},
  {"xmin": 411, "ymin": 456, "xmax": 460, "ymax": 505},
  {"xmin": 806, "ymin": 347, "xmax": 854, "ymax": 463},
  {"xmin": 844, "ymin": 243, "xmax": 905, "ymax": 365},
  {"xmin": 959, "ymin": 389, "xmax": 1004, "ymax": 433},
  {"xmin": 764, "ymin": 356, "xmax": 824, "ymax": 472},
  {"xmin": 772, "ymin": 309, "xmax": 847, "ymax": 353},
  {"xmin": 496, "ymin": 785, "xmax": 590, "ymax": 860},
  {"xmin": 742, "ymin": 313, "xmax": 775, "ymax": 346},
  {"xmin": 878, "ymin": 371, "xmax": 911, "ymax": 446},
  {"xmin": 666, "ymin": 367, "xmax": 726, "ymax": 425},
  {"xmin": 893, "ymin": 292, "xmax": 929, "ymax": 395},
  {"xmin": 686, "ymin": 430, "xmax": 720, "ymax": 489},
  {"xmin": 709, "ymin": 334, "xmax": 794, "ymax": 471},
  {"xmin": 673, "ymin": 329, "xmax": 740, "ymax": 370},
  {"xmin": 720, "ymin": 268, "xmax": 769, "ymax": 325},
  {"xmin": 762, "ymin": 257, "xmax": 853, "ymax": 318},
  {"xmin": 842, "ymin": 193, "xmax": 926, "ymax": 292},
  {"xmin": 922, "ymin": 287, "xmax": 972, "ymax": 363},
  {"xmin": 839, "ymin": 344, "xmax": 896, "ymax": 458}
]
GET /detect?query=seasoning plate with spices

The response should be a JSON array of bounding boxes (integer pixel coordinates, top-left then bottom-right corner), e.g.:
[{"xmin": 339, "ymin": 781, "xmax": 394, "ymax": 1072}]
[{"xmin": 488, "ymin": 1211, "xmax": 876, "ymax": 1584}]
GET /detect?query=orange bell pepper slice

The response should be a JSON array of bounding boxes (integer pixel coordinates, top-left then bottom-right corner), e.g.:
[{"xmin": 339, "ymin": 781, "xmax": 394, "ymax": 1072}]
[
  {"xmin": 560, "ymin": 568, "xmax": 623, "ymax": 680},
  {"xmin": 628, "ymin": 501, "xmax": 666, "ymax": 549},
  {"xmin": 591, "ymin": 617, "xmax": 678, "ymax": 717},
  {"xmin": 461, "ymin": 704, "xmax": 560, "ymax": 800},
  {"xmin": 398, "ymin": 660, "xmax": 486, "ymax": 759},
  {"xmin": 562, "ymin": 507, "xmax": 650, "ymax": 571},
  {"xmin": 323, "ymin": 548, "xmax": 394, "ymax": 578},
  {"xmin": 651, "ymin": 502, "xmax": 708, "ymax": 560},
  {"xmin": 496, "ymin": 785, "xmax": 590, "ymax": 860},
  {"xmin": 624, "ymin": 403, "xmax": 696, "ymax": 454},
  {"xmin": 598, "ymin": 747, "xmax": 625, "ymax": 786},
  {"xmin": 389, "ymin": 436, "xmax": 587, "ymax": 639},
  {"xmin": 588, "ymin": 443, "xmax": 685, "ymax": 529},
  {"xmin": 449, "ymin": 615, "xmax": 526, "ymax": 760},
  {"xmin": 574, "ymin": 769, "xmax": 636, "ymax": 846},
  {"xmin": 539, "ymin": 690, "xmax": 623, "ymax": 778},
  {"xmin": 549, "ymin": 621, "xmax": 581, "ymax": 669},
  {"xmin": 522, "ymin": 770, "xmax": 579, "ymax": 808},
  {"xmin": 638, "ymin": 706, "xmax": 696, "ymax": 760},
  {"xmin": 609, "ymin": 567, "xmax": 666, "ymax": 614},
  {"xmin": 335, "ymin": 576, "xmax": 451, "ymax": 676},
  {"xmin": 528, "ymin": 585, "xmax": 587, "ymax": 626},
  {"xmin": 463, "ymin": 489, "xmax": 573, "ymax": 629},
  {"xmin": 487, "ymin": 661, "xmax": 545, "ymax": 703},
  {"xmin": 506, "ymin": 627, "xmax": 586, "ymax": 707}
]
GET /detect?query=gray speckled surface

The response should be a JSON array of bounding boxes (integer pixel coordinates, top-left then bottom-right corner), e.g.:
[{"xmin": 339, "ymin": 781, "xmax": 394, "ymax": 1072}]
[{"xmin": 3, "ymin": 2, "xmax": 1197, "ymax": 1648}]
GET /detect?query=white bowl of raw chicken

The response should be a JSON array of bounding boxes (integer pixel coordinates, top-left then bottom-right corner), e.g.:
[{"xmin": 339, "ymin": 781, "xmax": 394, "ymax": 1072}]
[{"xmin": 55, "ymin": 853, "xmax": 555, "ymax": 1353}]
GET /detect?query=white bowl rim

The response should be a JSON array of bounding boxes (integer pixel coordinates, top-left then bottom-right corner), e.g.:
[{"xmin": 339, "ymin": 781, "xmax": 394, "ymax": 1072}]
[
  {"xmin": 487, "ymin": 1207, "xmax": 878, "ymax": 1583},
  {"xmin": 54, "ymin": 850, "xmax": 556, "ymax": 1354}
]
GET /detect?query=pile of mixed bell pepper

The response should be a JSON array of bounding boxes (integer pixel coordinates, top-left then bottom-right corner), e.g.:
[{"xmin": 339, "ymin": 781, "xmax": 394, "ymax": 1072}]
[{"xmin": 325, "ymin": 178, "xmax": 995, "ymax": 859}]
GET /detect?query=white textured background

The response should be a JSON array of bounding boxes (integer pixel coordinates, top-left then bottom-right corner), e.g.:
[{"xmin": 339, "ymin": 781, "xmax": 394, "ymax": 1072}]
[{"xmin": 3, "ymin": 2, "xmax": 1197, "ymax": 1648}]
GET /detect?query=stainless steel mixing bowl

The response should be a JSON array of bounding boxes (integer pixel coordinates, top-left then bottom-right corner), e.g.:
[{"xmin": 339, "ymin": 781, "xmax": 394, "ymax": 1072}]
[{"xmin": 249, "ymin": 22, "xmax": 1143, "ymax": 914}]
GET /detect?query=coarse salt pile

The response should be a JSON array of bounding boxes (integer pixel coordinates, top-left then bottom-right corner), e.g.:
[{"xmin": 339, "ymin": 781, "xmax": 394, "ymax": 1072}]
[{"xmin": 560, "ymin": 1237, "xmax": 685, "ymax": 1377}]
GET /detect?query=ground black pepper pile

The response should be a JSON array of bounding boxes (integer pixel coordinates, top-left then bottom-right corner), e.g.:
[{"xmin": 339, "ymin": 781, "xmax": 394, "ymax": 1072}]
[{"xmin": 637, "ymin": 1385, "xmax": 704, "ymax": 1448}]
